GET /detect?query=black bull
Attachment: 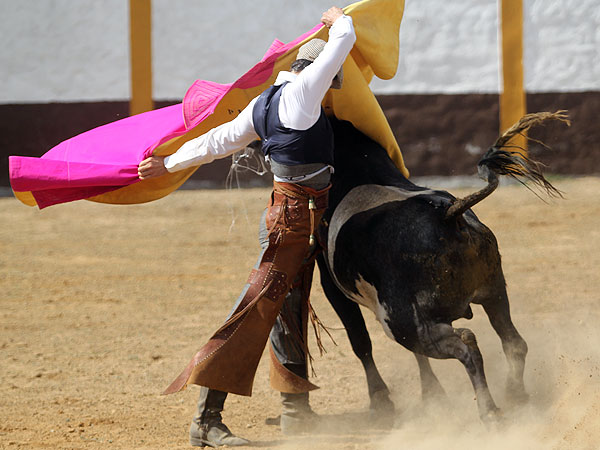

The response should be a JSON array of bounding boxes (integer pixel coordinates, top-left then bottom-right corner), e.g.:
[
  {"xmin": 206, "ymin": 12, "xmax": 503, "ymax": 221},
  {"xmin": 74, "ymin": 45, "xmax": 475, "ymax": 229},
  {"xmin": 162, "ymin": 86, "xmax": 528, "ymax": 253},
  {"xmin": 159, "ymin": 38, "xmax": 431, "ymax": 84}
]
[{"xmin": 315, "ymin": 117, "xmax": 564, "ymax": 422}]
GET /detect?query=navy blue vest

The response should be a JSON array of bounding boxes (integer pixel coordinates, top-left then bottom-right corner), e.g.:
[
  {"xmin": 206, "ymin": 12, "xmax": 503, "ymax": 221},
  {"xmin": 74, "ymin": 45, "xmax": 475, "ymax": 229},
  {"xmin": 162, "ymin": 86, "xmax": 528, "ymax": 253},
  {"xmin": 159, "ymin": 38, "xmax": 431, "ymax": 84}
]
[{"xmin": 252, "ymin": 82, "xmax": 334, "ymax": 167}]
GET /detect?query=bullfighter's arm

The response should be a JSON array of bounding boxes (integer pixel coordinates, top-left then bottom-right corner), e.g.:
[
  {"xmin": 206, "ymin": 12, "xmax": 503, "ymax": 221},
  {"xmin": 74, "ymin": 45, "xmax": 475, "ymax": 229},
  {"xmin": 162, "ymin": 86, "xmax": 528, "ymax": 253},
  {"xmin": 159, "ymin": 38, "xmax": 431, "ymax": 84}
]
[
  {"xmin": 137, "ymin": 98, "xmax": 259, "ymax": 179},
  {"xmin": 279, "ymin": 9, "xmax": 356, "ymax": 130}
]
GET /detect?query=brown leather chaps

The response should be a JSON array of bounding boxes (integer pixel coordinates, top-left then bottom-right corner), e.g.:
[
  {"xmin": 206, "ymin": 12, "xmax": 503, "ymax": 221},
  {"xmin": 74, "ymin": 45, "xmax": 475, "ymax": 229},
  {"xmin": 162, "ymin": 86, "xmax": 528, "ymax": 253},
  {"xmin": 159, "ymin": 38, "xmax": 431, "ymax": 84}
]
[{"xmin": 163, "ymin": 181, "xmax": 329, "ymax": 396}]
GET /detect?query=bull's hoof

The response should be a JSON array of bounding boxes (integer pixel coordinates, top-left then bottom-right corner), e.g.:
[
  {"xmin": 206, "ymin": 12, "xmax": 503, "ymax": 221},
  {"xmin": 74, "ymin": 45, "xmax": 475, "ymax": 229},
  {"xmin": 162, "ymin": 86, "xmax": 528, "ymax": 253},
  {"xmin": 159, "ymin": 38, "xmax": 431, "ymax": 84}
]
[
  {"xmin": 421, "ymin": 381, "xmax": 447, "ymax": 403},
  {"xmin": 480, "ymin": 407, "xmax": 504, "ymax": 428},
  {"xmin": 369, "ymin": 409, "xmax": 395, "ymax": 430},
  {"xmin": 369, "ymin": 389, "xmax": 395, "ymax": 413},
  {"xmin": 506, "ymin": 381, "xmax": 529, "ymax": 405},
  {"xmin": 369, "ymin": 390, "xmax": 395, "ymax": 429}
]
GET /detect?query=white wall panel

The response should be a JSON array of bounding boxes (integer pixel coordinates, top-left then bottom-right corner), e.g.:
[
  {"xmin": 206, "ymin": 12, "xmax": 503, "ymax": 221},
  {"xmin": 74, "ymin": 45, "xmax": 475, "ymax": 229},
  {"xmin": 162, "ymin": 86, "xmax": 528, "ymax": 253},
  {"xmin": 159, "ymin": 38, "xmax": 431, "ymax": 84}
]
[
  {"xmin": 152, "ymin": 0, "xmax": 334, "ymax": 99},
  {"xmin": 0, "ymin": 0, "xmax": 128, "ymax": 102},
  {"xmin": 1, "ymin": 0, "xmax": 598, "ymax": 103},
  {"xmin": 523, "ymin": 0, "xmax": 600, "ymax": 93},
  {"xmin": 371, "ymin": 0, "xmax": 500, "ymax": 94}
]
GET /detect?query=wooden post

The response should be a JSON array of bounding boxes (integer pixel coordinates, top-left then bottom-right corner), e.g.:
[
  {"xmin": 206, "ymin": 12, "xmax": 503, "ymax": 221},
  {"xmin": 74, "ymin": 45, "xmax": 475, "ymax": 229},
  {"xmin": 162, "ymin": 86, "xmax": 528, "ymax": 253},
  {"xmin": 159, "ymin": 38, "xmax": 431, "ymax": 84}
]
[
  {"xmin": 129, "ymin": 0, "xmax": 153, "ymax": 116},
  {"xmin": 500, "ymin": 0, "xmax": 527, "ymax": 152}
]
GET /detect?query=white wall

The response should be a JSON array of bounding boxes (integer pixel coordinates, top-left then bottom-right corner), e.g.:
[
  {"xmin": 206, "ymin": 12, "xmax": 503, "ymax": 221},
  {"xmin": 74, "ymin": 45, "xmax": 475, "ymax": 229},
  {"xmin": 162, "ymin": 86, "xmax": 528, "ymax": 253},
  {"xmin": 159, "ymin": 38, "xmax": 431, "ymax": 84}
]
[
  {"xmin": 371, "ymin": 0, "xmax": 501, "ymax": 94},
  {"xmin": 151, "ymin": 0, "xmax": 335, "ymax": 100},
  {"xmin": 0, "ymin": 0, "xmax": 128, "ymax": 102},
  {"xmin": 523, "ymin": 0, "xmax": 600, "ymax": 93},
  {"xmin": 1, "ymin": 0, "xmax": 598, "ymax": 103}
]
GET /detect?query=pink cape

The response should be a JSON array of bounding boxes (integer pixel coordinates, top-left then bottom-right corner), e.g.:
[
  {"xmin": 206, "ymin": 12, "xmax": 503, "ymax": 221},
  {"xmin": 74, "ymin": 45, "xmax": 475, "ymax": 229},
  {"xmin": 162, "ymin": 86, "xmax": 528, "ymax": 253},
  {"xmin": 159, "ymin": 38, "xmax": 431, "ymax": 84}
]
[
  {"xmin": 9, "ymin": 0, "xmax": 410, "ymax": 209},
  {"xmin": 8, "ymin": 26, "xmax": 321, "ymax": 209}
]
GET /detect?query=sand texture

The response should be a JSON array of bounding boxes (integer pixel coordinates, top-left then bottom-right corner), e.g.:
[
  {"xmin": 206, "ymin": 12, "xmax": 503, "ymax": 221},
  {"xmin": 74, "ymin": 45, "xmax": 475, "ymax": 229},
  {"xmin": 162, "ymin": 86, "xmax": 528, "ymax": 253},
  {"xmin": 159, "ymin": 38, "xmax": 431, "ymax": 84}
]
[{"xmin": 1, "ymin": 177, "xmax": 599, "ymax": 449}]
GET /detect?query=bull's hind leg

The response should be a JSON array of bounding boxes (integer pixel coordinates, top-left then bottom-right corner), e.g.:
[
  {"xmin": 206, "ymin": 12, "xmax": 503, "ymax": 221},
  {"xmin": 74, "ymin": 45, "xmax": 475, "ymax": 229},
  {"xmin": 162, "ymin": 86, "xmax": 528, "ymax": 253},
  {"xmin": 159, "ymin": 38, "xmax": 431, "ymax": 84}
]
[
  {"xmin": 316, "ymin": 255, "xmax": 394, "ymax": 417},
  {"xmin": 478, "ymin": 283, "xmax": 528, "ymax": 404},
  {"xmin": 413, "ymin": 353, "xmax": 447, "ymax": 401},
  {"xmin": 417, "ymin": 323, "xmax": 500, "ymax": 421}
]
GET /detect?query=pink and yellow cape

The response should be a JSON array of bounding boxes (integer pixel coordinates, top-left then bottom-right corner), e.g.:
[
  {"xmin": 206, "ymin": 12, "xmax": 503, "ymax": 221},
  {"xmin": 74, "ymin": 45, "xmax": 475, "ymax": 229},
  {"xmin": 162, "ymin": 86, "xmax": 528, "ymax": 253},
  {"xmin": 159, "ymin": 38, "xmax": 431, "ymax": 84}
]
[{"xmin": 9, "ymin": 0, "xmax": 407, "ymax": 209}]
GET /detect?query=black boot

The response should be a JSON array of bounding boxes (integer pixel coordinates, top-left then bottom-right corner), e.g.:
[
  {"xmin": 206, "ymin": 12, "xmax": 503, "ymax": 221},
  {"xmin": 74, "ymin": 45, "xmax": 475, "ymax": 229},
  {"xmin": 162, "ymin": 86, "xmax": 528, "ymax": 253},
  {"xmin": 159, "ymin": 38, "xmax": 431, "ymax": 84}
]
[
  {"xmin": 280, "ymin": 392, "xmax": 319, "ymax": 436},
  {"xmin": 189, "ymin": 387, "xmax": 249, "ymax": 447}
]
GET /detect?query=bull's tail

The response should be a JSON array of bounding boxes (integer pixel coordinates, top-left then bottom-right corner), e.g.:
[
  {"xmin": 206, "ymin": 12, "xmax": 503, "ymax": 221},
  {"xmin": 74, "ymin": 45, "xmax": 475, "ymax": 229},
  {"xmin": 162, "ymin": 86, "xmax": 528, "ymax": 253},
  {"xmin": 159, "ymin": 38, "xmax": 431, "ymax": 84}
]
[{"xmin": 445, "ymin": 111, "xmax": 570, "ymax": 220}]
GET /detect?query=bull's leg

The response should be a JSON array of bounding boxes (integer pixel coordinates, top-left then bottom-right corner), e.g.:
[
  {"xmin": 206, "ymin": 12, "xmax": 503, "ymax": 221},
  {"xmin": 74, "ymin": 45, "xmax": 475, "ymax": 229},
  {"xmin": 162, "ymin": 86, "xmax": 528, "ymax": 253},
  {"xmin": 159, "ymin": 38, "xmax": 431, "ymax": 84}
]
[
  {"xmin": 413, "ymin": 353, "xmax": 447, "ymax": 401},
  {"xmin": 316, "ymin": 255, "xmax": 394, "ymax": 416},
  {"xmin": 417, "ymin": 323, "xmax": 500, "ymax": 421},
  {"xmin": 478, "ymin": 286, "xmax": 528, "ymax": 404}
]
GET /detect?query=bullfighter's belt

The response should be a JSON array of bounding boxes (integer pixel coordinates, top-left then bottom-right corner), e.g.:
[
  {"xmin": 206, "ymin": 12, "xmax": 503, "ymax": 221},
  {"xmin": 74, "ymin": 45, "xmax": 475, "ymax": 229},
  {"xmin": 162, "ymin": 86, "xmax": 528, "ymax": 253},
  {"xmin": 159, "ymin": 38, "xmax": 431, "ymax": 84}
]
[{"xmin": 163, "ymin": 180, "xmax": 330, "ymax": 396}]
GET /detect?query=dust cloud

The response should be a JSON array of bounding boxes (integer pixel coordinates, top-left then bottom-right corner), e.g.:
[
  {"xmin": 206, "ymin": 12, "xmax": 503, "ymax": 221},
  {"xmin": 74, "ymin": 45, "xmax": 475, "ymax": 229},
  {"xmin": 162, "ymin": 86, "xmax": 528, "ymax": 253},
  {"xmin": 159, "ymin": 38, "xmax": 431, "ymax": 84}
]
[{"xmin": 378, "ymin": 316, "xmax": 600, "ymax": 450}]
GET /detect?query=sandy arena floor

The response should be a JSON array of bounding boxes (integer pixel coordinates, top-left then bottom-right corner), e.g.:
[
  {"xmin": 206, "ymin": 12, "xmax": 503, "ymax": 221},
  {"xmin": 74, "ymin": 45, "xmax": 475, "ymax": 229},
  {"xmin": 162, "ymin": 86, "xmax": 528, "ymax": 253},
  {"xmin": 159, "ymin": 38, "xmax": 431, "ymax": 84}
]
[{"xmin": 1, "ymin": 177, "xmax": 599, "ymax": 449}]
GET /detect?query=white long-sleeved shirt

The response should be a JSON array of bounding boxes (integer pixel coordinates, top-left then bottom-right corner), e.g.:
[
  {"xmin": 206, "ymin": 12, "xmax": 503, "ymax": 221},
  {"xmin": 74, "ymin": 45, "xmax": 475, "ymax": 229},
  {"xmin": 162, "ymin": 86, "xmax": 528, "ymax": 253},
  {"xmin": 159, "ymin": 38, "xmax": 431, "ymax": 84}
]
[{"xmin": 164, "ymin": 15, "xmax": 356, "ymax": 173}]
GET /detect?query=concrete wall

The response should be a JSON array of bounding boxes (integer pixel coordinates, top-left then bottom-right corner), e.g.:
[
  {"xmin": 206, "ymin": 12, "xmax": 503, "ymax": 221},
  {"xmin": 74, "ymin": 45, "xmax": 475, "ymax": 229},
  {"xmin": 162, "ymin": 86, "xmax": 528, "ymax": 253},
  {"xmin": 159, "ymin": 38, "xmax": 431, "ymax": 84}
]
[{"xmin": 1, "ymin": 0, "xmax": 599, "ymax": 103}]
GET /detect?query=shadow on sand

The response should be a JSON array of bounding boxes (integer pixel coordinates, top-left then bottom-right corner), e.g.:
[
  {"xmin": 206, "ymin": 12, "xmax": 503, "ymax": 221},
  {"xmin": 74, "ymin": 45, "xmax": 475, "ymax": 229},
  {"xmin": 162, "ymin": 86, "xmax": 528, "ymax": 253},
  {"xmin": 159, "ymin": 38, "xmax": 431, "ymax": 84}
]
[{"xmin": 252, "ymin": 410, "xmax": 394, "ymax": 447}]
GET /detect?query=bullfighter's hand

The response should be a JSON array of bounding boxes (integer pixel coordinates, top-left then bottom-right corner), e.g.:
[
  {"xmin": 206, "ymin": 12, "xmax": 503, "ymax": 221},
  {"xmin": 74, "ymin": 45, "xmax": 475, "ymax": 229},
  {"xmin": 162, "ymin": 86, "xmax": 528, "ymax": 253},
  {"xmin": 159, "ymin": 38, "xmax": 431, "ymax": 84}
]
[
  {"xmin": 138, "ymin": 156, "xmax": 168, "ymax": 179},
  {"xmin": 321, "ymin": 6, "xmax": 344, "ymax": 28}
]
